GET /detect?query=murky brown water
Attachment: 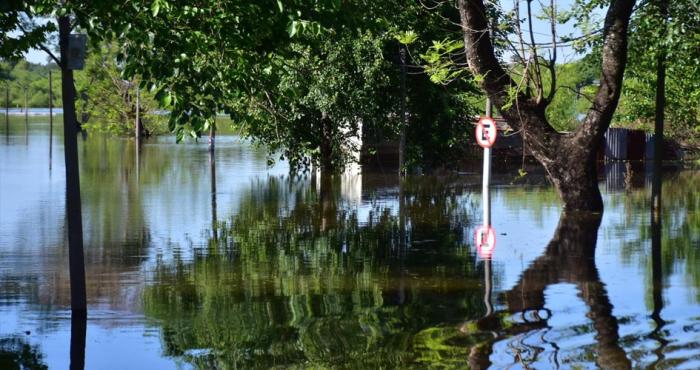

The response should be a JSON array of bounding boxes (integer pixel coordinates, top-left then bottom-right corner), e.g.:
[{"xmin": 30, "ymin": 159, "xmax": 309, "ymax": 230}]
[{"xmin": 1, "ymin": 116, "xmax": 699, "ymax": 369}]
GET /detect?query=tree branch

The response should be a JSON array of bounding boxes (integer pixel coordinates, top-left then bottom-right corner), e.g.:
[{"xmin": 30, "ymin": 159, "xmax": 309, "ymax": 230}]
[
  {"xmin": 546, "ymin": 0, "xmax": 557, "ymax": 103},
  {"xmin": 573, "ymin": 0, "xmax": 637, "ymax": 147},
  {"xmin": 16, "ymin": 23, "xmax": 61, "ymax": 67}
]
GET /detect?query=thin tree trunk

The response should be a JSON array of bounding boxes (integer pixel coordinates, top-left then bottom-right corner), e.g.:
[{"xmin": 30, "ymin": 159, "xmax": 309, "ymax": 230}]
[
  {"xmin": 398, "ymin": 45, "xmax": 407, "ymax": 176},
  {"xmin": 59, "ymin": 15, "xmax": 87, "ymax": 314}
]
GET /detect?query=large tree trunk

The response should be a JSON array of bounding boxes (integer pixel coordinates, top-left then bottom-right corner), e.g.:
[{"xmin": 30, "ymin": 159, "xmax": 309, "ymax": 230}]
[{"xmin": 457, "ymin": 0, "xmax": 636, "ymax": 212}]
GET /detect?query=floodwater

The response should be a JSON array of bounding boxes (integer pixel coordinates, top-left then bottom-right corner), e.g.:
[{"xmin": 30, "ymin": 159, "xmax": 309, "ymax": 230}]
[{"xmin": 1, "ymin": 117, "xmax": 699, "ymax": 369}]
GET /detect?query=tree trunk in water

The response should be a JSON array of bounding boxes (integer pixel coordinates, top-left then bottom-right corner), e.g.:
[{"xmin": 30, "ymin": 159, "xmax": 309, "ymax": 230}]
[
  {"xmin": 59, "ymin": 15, "xmax": 87, "ymax": 314},
  {"xmin": 457, "ymin": 0, "xmax": 636, "ymax": 212},
  {"xmin": 536, "ymin": 141, "xmax": 603, "ymax": 212},
  {"xmin": 319, "ymin": 112, "xmax": 334, "ymax": 174}
]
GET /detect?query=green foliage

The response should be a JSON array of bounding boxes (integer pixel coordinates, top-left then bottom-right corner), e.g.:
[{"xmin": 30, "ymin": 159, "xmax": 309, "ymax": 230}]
[
  {"xmin": 234, "ymin": 30, "xmax": 393, "ymax": 171},
  {"xmin": 420, "ymin": 39, "xmax": 466, "ymax": 85},
  {"xmin": 544, "ymin": 56, "xmax": 599, "ymax": 131},
  {"xmin": 74, "ymin": 42, "xmax": 167, "ymax": 136},
  {"xmin": 614, "ymin": 1, "xmax": 700, "ymax": 143},
  {"xmin": 0, "ymin": 60, "xmax": 61, "ymax": 108},
  {"xmin": 0, "ymin": 1, "xmax": 56, "ymax": 62},
  {"xmin": 395, "ymin": 30, "xmax": 418, "ymax": 45}
]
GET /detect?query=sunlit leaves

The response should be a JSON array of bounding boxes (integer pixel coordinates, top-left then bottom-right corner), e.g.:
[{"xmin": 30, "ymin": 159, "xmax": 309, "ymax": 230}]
[
  {"xmin": 394, "ymin": 30, "xmax": 417, "ymax": 45},
  {"xmin": 419, "ymin": 39, "xmax": 466, "ymax": 85}
]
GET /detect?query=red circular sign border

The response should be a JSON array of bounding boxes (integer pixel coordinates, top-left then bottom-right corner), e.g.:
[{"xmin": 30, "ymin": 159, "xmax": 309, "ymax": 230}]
[{"xmin": 475, "ymin": 117, "xmax": 497, "ymax": 148}]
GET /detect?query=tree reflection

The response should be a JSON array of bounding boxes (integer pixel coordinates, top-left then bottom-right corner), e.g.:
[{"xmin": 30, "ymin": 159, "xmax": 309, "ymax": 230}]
[
  {"xmin": 0, "ymin": 337, "xmax": 48, "ymax": 370},
  {"xmin": 70, "ymin": 311, "xmax": 86, "ymax": 370},
  {"xmin": 502, "ymin": 212, "xmax": 630, "ymax": 369},
  {"xmin": 143, "ymin": 175, "xmax": 483, "ymax": 368},
  {"xmin": 440, "ymin": 212, "xmax": 631, "ymax": 369}
]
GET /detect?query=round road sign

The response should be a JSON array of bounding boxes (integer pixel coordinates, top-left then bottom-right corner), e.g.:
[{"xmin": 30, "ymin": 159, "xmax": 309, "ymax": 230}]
[
  {"xmin": 474, "ymin": 225, "xmax": 496, "ymax": 258},
  {"xmin": 475, "ymin": 117, "xmax": 497, "ymax": 148}
]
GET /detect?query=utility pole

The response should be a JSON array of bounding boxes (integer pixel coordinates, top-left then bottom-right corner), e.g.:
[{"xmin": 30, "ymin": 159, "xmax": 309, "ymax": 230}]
[
  {"xmin": 4, "ymin": 85, "xmax": 8, "ymax": 136},
  {"xmin": 49, "ymin": 70, "xmax": 53, "ymax": 171},
  {"xmin": 135, "ymin": 83, "xmax": 141, "ymax": 144},
  {"xmin": 59, "ymin": 14, "xmax": 87, "ymax": 315},
  {"xmin": 209, "ymin": 115, "xmax": 216, "ymax": 152},
  {"xmin": 24, "ymin": 86, "xmax": 28, "ymax": 131}
]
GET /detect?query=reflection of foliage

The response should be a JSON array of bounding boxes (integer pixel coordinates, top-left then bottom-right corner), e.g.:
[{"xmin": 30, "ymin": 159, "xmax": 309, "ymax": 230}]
[
  {"xmin": 0, "ymin": 337, "xmax": 48, "ymax": 370},
  {"xmin": 613, "ymin": 170, "xmax": 700, "ymax": 303},
  {"xmin": 143, "ymin": 176, "xmax": 487, "ymax": 368}
]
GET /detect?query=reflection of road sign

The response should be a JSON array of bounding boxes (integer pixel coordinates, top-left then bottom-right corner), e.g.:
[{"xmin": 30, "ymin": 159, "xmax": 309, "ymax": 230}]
[
  {"xmin": 475, "ymin": 117, "xmax": 497, "ymax": 148},
  {"xmin": 474, "ymin": 225, "xmax": 496, "ymax": 258}
]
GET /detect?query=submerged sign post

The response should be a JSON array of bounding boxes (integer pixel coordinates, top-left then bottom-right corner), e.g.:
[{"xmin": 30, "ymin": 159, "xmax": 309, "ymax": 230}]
[{"xmin": 475, "ymin": 104, "xmax": 497, "ymax": 258}]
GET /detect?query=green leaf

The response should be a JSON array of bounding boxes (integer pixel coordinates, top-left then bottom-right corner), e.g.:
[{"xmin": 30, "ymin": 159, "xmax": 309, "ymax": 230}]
[
  {"xmin": 288, "ymin": 21, "xmax": 298, "ymax": 37},
  {"xmin": 395, "ymin": 31, "xmax": 418, "ymax": 45},
  {"xmin": 151, "ymin": 1, "xmax": 160, "ymax": 17}
]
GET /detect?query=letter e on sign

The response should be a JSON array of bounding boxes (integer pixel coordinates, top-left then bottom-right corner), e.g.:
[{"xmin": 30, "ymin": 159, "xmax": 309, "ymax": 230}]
[{"xmin": 475, "ymin": 117, "xmax": 497, "ymax": 148}]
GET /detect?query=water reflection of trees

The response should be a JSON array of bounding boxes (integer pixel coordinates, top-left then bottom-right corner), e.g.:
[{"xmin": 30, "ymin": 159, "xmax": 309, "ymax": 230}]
[
  {"xmin": 0, "ymin": 337, "xmax": 48, "ymax": 370},
  {"xmin": 143, "ymin": 175, "xmax": 485, "ymax": 368},
  {"xmin": 614, "ymin": 170, "xmax": 700, "ymax": 303}
]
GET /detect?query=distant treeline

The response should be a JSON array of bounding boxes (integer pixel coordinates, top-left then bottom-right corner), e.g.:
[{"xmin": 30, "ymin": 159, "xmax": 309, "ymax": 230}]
[{"xmin": 1, "ymin": 60, "xmax": 62, "ymax": 108}]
